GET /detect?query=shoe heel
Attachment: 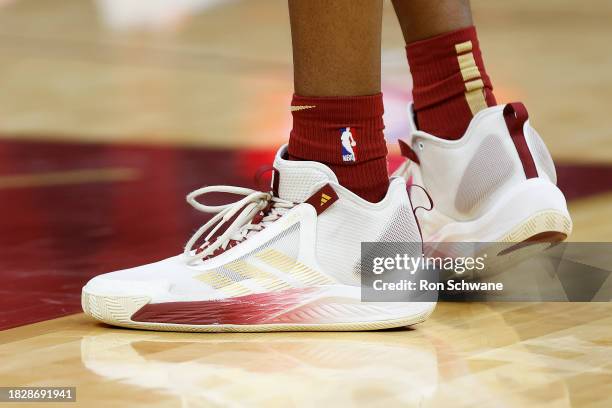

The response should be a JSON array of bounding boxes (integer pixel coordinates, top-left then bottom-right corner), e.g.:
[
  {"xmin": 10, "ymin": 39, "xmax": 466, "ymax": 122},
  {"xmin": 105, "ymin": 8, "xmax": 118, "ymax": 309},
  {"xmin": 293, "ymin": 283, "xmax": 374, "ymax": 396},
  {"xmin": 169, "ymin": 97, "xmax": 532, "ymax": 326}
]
[
  {"xmin": 431, "ymin": 178, "xmax": 572, "ymax": 242},
  {"xmin": 494, "ymin": 179, "xmax": 572, "ymax": 242}
]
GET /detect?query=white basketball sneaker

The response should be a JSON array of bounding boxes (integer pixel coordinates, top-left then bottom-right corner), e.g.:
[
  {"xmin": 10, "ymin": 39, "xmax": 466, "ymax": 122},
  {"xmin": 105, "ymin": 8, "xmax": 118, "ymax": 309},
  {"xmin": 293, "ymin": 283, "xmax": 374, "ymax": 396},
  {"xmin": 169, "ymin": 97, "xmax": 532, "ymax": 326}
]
[
  {"xmin": 82, "ymin": 145, "xmax": 435, "ymax": 332},
  {"xmin": 393, "ymin": 102, "xmax": 572, "ymax": 243}
]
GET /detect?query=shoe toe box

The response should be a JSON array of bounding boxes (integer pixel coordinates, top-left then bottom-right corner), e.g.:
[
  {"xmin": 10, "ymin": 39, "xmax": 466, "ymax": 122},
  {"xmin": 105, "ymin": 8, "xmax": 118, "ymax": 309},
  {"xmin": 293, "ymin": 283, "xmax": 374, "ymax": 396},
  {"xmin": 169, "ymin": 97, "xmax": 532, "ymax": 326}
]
[
  {"xmin": 83, "ymin": 273, "xmax": 171, "ymax": 298},
  {"xmin": 82, "ymin": 256, "xmax": 186, "ymax": 298}
]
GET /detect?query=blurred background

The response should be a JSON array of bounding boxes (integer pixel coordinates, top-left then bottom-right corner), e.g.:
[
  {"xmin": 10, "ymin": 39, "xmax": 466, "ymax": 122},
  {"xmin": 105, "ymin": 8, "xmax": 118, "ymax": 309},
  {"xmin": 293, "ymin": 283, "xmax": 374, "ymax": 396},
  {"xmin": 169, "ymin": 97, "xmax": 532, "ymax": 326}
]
[{"xmin": 1, "ymin": 0, "xmax": 611, "ymax": 328}]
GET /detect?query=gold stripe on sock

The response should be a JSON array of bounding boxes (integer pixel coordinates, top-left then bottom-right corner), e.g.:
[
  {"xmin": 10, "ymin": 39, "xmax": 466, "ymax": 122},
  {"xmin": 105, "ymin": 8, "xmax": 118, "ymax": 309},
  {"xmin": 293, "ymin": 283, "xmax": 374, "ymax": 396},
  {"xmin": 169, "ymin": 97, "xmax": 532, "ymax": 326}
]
[
  {"xmin": 456, "ymin": 44, "xmax": 488, "ymax": 115},
  {"xmin": 460, "ymin": 66, "xmax": 481, "ymax": 82},
  {"xmin": 465, "ymin": 89, "xmax": 488, "ymax": 115},
  {"xmin": 458, "ymin": 53, "xmax": 480, "ymax": 81},
  {"xmin": 457, "ymin": 53, "xmax": 476, "ymax": 70},
  {"xmin": 465, "ymin": 79, "xmax": 485, "ymax": 92},
  {"xmin": 455, "ymin": 40, "xmax": 473, "ymax": 54}
]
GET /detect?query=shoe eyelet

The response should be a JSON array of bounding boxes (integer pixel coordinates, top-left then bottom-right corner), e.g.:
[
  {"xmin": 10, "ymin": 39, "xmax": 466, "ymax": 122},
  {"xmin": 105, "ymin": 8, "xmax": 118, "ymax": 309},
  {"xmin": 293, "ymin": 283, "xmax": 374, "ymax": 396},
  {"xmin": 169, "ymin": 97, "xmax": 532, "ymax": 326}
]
[{"xmin": 418, "ymin": 142, "xmax": 424, "ymax": 150}]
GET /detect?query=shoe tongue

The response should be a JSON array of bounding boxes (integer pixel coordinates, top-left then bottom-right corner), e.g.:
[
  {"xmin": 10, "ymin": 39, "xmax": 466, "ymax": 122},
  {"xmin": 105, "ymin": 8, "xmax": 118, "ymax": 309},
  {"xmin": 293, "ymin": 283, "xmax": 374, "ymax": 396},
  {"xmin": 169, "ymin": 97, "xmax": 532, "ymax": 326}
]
[{"xmin": 272, "ymin": 145, "xmax": 338, "ymax": 203}]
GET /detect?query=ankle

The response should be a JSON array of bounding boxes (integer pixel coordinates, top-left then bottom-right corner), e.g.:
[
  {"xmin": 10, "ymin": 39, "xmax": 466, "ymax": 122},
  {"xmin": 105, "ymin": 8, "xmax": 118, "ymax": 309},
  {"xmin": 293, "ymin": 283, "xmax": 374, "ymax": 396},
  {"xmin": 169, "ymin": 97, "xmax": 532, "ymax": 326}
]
[{"xmin": 288, "ymin": 93, "xmax": 389, "ymax": 202}]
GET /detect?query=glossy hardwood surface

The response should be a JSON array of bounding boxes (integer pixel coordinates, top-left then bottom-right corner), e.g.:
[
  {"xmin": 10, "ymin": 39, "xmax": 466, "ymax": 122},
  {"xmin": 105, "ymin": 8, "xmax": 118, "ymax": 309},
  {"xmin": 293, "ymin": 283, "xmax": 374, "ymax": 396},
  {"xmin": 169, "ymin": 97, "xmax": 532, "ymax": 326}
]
[{"xmin": 1, "ymin": 303, "xmax": 611, "ymax": 407}]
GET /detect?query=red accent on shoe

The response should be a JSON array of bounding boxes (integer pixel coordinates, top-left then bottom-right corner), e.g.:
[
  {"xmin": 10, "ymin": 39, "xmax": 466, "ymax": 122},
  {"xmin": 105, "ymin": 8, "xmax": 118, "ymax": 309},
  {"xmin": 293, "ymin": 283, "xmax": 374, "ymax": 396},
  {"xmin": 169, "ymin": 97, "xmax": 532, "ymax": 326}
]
[
  {"xmin": 196, "ymin": 201, "xmax": 264, "ymax": 260},
  {"xmin": 398, "ymin": 140, "xmax": 420, "ymax": 164},
  {"xmin": 406, "ymin": 26, "xmax": 497, "ymax": 140},
  {"xmin": 406, "ymin": 184, "xmax": 434, "ymax": 243},
  {"xmin": 288, "ymin": 93, "xmax": 389, "ymax": 202},
  {"xmin": 272, "ymin": 168, "xmax": 280, "ymax": 197},
  {"xmin": 254, "ymin": 165, "xmax": 275, "ymax": 192},
  {"xmin": 408, "ymin": 184, "xmax": 434, "ymax": 214},
  {"xmin": 131, "ymin": 287, "xmax": 319, "ymax": 325},
  {"xmin": 305, "ymin": 183, "xmax": 339, "ymax": 215},
  {"xmin": 251, "ymin": 202, "xmax": 272, "ymax": 225},
  {"xmin": 305, "ymin": 184, "xmax": 338, "ymax": 215},
  {"xmin": 503, "ymin": 102, "xmax": 538, "ymax": 179}
]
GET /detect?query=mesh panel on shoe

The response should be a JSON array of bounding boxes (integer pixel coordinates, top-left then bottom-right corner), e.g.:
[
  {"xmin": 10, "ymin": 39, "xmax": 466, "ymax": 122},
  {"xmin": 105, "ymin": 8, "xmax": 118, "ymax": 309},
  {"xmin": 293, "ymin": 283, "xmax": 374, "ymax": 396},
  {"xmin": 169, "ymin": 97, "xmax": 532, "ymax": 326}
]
[
  {"xmin": 351, "ymin": 206, "xmax": 422, "ymax": 279},
  {"xmin": 455, "ymin": 134, "xmax": 515, "ymax": 214},
  {"xmin": 526, "ymin": 126, "xmax": 557, "ymax": 184},
  {"xmin": 277, "ymin": 167, "xmax": 329, "ymax": 203},
  {"xmin": 379, "ymin": 206, "xmax": 421, "ymax": 243},
  {"xmin": 317, "ymin": 201, "xmax": 419, "ymax": 285}
]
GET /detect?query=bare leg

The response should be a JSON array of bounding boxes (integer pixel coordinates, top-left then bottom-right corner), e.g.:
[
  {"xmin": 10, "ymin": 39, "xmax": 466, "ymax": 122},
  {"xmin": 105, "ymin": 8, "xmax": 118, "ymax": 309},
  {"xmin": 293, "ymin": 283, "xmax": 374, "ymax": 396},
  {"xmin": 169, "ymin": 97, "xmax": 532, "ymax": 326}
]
[
  {"xmin": 391, "ymin": 0, "xmax": 473, "ymax": 43},
  {"xmin": 289, "ymin": 0, "xmax": 383, "ymax": 97}
]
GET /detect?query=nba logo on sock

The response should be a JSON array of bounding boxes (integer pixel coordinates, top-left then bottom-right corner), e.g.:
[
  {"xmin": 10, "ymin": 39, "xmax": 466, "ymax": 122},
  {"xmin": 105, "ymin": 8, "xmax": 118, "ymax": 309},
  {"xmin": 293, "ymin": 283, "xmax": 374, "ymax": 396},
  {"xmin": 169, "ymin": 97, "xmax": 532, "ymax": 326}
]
[{"xmin": 340, "ymin": 127, "xmax": 357, "ymax": 162}]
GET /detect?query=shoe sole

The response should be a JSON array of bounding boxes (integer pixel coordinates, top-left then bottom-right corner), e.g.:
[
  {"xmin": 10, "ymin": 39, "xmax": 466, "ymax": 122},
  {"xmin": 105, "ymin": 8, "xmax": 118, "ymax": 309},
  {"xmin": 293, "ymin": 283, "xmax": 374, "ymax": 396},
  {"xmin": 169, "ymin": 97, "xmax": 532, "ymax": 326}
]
[
  {"xmin": 499, "ymin": 209, "xmax": 572, "ymax": 243},
  {"xmin": 81, "ymin": 289, "xmax": 436, "ymax": 332}
]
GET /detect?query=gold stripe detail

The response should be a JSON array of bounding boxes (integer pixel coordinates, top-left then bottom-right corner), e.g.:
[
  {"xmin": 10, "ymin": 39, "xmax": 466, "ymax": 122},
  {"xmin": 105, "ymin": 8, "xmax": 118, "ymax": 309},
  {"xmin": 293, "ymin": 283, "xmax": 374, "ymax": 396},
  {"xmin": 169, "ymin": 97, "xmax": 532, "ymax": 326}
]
[
  {"xmin": 465, "ymin": 89, "xmax": 488, "ymax": 115},
  {"xmin": 457, "ymin": 53, "xmax": 476, "ymax": 70},
  {"xmin": 465, "ymin": 79, "xmax": 485, "ymax": 92},
  {"xmin": 196, "ymin": 270, "xmax": 253, "ymax": 296},
  {"xmin": 195, "ymin": 271, "xmax": 235, "ymax": 289},
  {"xmin": 290, "ymin": 105, "xmax": 316, "ymax": 112},
  {"xmin": 224, "ymin": 260, "xmax": 291, "ymax": 291},
  {"xmin": 460, "ymin": 66, "xmax": 481, "ymax": 81},
  {"xmin": 255, "ymin": 249, "xmax": 334, "ymax": 285},
  {"xmin": 455, "ymin": 40, "xmax": 473, "ymax": 54},
  {"xmin": 457, "ymin": 54, "xmax": 481, "ymax": 82}
]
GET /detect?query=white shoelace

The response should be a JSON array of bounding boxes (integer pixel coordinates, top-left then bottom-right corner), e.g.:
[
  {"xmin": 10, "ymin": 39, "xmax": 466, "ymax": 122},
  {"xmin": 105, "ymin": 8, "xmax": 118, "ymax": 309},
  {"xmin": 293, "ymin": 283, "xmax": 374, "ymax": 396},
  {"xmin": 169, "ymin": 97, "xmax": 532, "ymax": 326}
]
[{"xmin": 183, "ymin": 185, "xmax": 294, "ymax": 263}]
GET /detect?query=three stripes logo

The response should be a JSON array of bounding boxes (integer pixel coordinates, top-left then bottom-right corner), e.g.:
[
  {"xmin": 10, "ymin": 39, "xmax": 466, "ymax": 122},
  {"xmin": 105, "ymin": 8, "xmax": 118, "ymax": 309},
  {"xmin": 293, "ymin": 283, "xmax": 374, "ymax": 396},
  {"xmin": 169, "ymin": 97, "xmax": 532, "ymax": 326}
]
[
  {"xmin": 196, "ymin": 248, "xmax": 335, "ymax": 296},
  {"xmin": 305, "ymin": 183, "xmax": 338, "ymax": 215},
  {"xmin": 320, "ymin": 193, "xmax": 331, "ymax": 206}
]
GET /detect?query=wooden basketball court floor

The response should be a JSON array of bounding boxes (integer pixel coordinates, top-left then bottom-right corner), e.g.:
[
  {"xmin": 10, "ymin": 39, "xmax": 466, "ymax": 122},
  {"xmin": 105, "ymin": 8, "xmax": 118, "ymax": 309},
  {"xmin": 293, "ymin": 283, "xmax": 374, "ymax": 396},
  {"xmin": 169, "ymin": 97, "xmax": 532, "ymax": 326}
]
[{"xmin": 0, "ymin": 0, "xmax": 611, "ymax": 406}]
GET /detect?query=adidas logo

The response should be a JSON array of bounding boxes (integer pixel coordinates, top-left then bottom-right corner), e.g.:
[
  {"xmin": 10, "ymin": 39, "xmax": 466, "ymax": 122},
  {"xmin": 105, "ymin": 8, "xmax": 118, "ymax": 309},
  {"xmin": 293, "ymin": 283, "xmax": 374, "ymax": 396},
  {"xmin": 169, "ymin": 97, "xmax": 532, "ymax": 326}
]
[{"xmin": 320, "ymin": 193, "xmax": 331, "ymax": 206}]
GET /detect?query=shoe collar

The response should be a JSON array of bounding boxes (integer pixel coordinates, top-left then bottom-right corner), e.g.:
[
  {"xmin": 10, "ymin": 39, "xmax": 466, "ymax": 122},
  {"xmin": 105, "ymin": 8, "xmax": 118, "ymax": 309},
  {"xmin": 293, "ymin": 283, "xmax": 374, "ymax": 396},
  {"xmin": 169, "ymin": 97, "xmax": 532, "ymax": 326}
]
[
  {"xmin": 407, "ymin": 103, "xmax": 507, "ymax": 147},
  {"xmin": 273, "ymin": 144, "xmax": 339, "ymax": 203}
]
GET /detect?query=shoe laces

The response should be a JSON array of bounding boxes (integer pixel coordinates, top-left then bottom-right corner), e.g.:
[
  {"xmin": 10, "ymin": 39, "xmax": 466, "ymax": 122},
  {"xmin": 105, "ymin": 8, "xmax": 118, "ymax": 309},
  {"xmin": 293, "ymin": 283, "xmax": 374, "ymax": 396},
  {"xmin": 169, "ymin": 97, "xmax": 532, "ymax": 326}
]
[{"xmin": 183, "ymin": 185, "xmax": 294, "ymax": 263}]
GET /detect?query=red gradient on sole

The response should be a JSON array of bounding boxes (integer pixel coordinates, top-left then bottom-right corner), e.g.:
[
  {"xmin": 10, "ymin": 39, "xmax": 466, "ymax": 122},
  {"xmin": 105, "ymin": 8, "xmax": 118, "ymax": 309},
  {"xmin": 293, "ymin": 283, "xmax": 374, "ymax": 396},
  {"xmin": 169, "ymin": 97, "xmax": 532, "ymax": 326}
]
[{"xmin": 130, "ymin": 287, "xmax": 318, "ymax": 325}]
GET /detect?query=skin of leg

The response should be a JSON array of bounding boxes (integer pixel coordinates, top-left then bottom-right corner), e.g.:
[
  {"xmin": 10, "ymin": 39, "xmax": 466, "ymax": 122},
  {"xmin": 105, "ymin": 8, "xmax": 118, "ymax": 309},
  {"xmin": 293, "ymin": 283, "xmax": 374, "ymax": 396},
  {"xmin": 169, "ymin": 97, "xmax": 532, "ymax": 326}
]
[
  {"xmin": 391, "ymin": 0, "xmax": 473, "ymax": 43},
  {"xmin": 288, "ymin": 0, "xmax": 382, "ymax": 97}
]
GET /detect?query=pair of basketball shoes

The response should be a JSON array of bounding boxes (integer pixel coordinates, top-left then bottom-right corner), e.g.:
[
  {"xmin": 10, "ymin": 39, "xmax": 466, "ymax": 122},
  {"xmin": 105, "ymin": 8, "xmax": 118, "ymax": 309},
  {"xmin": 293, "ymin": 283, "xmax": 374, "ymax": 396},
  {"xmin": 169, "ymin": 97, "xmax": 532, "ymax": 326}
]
[{"xmin": 82, "ymin": 102, "xmax": 572, "ymax": 332}]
